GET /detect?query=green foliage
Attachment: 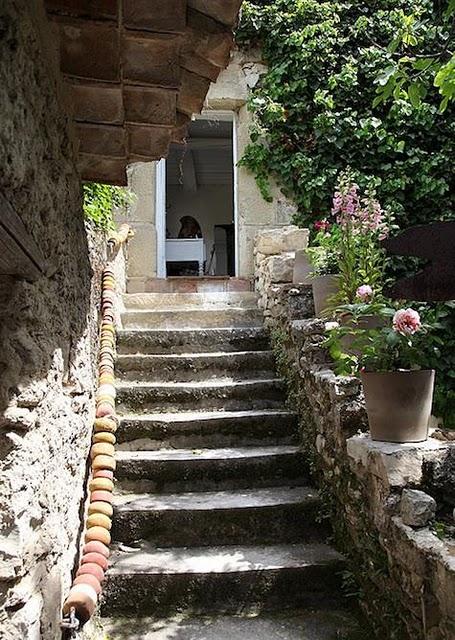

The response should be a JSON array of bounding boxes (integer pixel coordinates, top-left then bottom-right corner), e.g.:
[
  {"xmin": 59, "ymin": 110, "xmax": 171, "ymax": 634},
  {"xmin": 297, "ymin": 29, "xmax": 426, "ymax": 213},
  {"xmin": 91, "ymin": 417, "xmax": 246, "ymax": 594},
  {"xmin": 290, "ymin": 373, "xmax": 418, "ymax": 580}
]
[
  {"xmin": 327, "ymin": 302, "xmax": 431, "ymax": 372},
  {"xmin": 83, "ymin": 182, "xmax": 133, "ymax": 230},
  {"xmin": 306, "ymin": 226, "xmax": 342, "ymax": 276},
  {"xmin": 373, "ymin": 3, "xmax": 455, "ymax": 112},
  {"xmin": 237, "ymin": 0, "xmax": 455, "ymax": 229}
]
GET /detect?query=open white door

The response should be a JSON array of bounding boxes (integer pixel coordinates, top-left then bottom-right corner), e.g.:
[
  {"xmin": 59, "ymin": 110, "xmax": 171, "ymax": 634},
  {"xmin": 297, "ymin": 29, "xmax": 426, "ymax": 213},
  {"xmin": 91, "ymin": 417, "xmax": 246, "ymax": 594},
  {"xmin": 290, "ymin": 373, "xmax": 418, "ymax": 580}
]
[{"xmin": 155, "ymin": 158, "xmax": 167, "ymax": 278}]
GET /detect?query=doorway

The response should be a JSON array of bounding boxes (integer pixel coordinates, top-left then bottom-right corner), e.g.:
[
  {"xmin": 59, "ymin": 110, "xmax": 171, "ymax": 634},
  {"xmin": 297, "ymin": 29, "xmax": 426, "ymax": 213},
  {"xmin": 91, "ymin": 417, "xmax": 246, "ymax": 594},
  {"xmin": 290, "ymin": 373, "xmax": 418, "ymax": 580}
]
[{"xmin": 156, "ymin": 112, "xmax": 237, "ymax": 278}]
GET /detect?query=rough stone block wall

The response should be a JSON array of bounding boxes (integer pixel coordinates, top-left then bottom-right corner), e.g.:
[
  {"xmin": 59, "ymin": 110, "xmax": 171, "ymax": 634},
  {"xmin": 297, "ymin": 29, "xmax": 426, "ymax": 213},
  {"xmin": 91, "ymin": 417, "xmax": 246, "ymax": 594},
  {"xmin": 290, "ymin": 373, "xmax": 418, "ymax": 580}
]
[
  {"xmin": 0, "ymin": 2, "xmax": 103, "ymax": 637},
  {"xmin": 255, "ymin": 260, "xmax": 455, "ymax": 639},
  {"xmin": 254, "ymin": 225, "xmax": 309, "ymax": 326}
]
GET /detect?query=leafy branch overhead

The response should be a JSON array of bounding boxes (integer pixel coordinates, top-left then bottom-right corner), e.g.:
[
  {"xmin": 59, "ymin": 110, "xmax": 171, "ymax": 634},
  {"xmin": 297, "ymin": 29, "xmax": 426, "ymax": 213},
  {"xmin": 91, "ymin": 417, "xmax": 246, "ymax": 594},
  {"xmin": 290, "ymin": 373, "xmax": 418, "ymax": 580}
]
[
  {"xmin": 374, "ymin": 2, "xmax": 455, "ymax": 111},
  {"xmin": 236, "ymin": 0, "xmax": 454, "ymax": 230}
]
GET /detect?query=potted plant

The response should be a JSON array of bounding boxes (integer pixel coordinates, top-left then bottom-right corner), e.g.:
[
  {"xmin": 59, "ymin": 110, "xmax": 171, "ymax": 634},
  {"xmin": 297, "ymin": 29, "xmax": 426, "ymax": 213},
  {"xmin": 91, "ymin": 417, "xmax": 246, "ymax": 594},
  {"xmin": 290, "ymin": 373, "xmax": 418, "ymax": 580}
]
[
  {"xmin": 328, "ymin": 303, "xmax": 435, "ymax": 443},
  {"xmin": 306, "ymin": 221, "xmax": 341, "ymax": 317},
  {"xmin": 330, "ymin": 170, "xmax": 391, "ymax": 306}
]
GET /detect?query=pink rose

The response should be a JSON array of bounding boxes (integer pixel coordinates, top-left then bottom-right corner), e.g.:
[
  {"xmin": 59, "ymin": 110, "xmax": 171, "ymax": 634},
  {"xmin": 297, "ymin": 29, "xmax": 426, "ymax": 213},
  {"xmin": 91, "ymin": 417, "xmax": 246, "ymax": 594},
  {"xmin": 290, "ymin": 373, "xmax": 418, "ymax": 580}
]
[
  {"xmin": 356, "ymin": 284, "xmax": 373, "ymax": 301},
  {"xmin": 393, "ymin": 308, "xmax": 421, "ymax": 335}
]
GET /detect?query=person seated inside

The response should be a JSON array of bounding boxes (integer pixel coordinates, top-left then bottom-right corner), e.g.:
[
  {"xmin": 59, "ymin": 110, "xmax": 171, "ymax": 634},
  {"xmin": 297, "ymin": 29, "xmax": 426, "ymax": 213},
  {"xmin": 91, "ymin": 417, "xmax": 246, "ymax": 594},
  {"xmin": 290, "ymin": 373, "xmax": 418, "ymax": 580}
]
[{"xmin": 178, "ymin": 215, "xmax": 202, "ymax": 239}]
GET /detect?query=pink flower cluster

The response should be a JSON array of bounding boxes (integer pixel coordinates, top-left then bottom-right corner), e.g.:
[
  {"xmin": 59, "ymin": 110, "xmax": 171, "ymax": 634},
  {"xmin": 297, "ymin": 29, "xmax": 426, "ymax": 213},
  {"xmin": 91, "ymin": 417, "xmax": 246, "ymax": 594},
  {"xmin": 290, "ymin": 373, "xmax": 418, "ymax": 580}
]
[
  {"xmin": 393, "ymin": 308, "xmax": 421, "ymax": 336},
  {"xmin": 356, "ymin": 284, "xmax": 373, "ymax": 301},
  {"xmin": 331, "ymin": 183, "xmax": 360, "ymax": 227},
  {"xmin": 331, "ymin": 176, "xmax": 389, "ymax": 238}
]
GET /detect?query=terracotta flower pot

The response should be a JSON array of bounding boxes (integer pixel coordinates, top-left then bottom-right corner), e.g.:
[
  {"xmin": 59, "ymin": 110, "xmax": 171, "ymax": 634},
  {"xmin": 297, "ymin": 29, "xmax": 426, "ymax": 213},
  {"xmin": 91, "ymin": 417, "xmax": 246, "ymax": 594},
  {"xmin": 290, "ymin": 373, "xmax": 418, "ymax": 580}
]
[
  {"xmin": 312, "ymin": 274, "xmax": 340, "ymax": 318},
  {"xmin": 361, "ymin": 369, "xmax": 435, "ymax": 443}
]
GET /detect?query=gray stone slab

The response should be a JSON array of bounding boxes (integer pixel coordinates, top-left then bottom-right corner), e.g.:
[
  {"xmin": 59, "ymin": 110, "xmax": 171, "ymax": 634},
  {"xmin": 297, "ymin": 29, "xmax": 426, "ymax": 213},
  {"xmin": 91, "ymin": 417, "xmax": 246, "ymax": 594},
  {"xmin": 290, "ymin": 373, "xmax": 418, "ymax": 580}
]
[
  {"xmin": 116, "ymin": 378, "xmax": 286, "ymax": 413},
  {"xmin": 116, "ymin": 409, "xmax": 297, "ymax": 450},
  {"xmin": 121, "ymin": 308, "xmax": 263, "ymax": 330},
  {"xmin": 101, "ymin": 610, "xmax": 362, "ymax": 640},
  {"xmin": 116, "ymin": 350, "xmax": 276, "ymax": 383},
  {"xmin": 108, "ymin": 542, "xmax": 343, "ymax": 575},
  {"xmin": 117, "ymin": 327, "xmax": 270, "ymax": 354}
]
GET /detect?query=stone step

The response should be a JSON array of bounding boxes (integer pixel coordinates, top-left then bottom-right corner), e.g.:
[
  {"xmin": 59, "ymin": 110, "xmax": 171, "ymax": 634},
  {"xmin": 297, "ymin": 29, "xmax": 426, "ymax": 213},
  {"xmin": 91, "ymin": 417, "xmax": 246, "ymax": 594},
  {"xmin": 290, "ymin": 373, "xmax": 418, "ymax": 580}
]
[
  {"xmin": 113, "ymin": 486, "xmax": 324, "ymax": 547},
  {"xmin": 116, "ymin": 351, "xmax": 276, "ymax": 383},
  {"xmin": 123, "ymin": 292, "xmax": 259, "ymax": 310},
  {"xmin": 121, "ymin": 308, "xmax": 264, "ymax": 330},
  {"xmin": 116, "ymin": 379, "xmax": 286, "ymax": 414},
  {"xmin": 117, "ymin": 327, "xmax": 270, "ymax": 354},
  {"xmin": 117, "ymin": 409, "xmax": 298, "ymax": 451},
  {"xmin": 100, "ymin": 609, "xmax": 362, "ymax": 640},
  {"xmin": 115, "ymin": 446, "xmax": 306, "ymax": 493},
  {"xmin": 138, "ymin": 277, "xmax": 253, "ymax": 294},
  {"xmin": 102, "ymin": 542, "xmax": 346, "ymax": 616}
]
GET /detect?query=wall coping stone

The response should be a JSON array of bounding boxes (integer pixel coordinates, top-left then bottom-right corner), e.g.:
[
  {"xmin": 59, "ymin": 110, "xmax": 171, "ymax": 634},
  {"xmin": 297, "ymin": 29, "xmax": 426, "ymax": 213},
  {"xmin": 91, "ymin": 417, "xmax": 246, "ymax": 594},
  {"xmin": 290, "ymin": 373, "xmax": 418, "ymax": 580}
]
[{"xmin": 347, "ymin": 432, "xmax": 452, "ymax": 489}]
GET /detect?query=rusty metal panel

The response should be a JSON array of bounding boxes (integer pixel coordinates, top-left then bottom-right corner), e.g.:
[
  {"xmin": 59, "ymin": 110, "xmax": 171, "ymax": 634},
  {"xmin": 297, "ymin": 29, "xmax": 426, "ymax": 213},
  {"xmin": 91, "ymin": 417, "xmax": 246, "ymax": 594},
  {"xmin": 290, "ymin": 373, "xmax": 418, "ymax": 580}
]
[
  {"xmin": 382, "ymin": 221, "xmax": 455, "ymax": 301},
  {"xmin": 0, "ymin": 193, "xmax": 47, "ymax": 281}
]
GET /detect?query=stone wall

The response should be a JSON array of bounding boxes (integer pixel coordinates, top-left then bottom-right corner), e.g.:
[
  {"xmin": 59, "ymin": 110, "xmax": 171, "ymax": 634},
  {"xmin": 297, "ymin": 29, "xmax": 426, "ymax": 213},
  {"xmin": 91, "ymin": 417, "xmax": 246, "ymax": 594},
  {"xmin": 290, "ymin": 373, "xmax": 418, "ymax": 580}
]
[
  {"xmin": 0, "ymin": 2, "xmax": 103, "ymax": 638},
  {"xmin": 254, "ymin": 226, "xmax": 309, "ymax": 327},
  {"xmin": 254, "ymin": 230, "xmax": 455, "ymax": 640}
]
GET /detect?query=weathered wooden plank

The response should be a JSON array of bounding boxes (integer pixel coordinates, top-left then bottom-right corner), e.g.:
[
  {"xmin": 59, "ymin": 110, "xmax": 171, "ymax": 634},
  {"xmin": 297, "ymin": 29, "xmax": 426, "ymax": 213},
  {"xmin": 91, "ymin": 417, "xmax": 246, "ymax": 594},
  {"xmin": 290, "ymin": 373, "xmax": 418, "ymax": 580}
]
[{"xmin": 0, "ymin": 193, "xmax": 47, "ymax": 281}]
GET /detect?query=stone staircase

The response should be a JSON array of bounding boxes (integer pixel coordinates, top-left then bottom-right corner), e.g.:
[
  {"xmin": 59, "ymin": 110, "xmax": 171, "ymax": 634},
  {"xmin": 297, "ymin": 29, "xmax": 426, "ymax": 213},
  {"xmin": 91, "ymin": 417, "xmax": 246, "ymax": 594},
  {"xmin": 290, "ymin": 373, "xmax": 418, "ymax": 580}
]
[{"xmin": 100, "ymin": 291, "xmax": 359, "ymax": 638}]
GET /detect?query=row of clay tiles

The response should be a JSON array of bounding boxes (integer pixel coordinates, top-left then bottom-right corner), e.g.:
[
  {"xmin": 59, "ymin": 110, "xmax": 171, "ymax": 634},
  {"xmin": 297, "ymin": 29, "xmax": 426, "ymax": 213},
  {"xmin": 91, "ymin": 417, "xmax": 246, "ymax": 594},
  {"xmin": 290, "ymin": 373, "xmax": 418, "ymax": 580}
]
[{"xmin": 45, "ymin": 0, "xmax": 243, "ymax": 184}]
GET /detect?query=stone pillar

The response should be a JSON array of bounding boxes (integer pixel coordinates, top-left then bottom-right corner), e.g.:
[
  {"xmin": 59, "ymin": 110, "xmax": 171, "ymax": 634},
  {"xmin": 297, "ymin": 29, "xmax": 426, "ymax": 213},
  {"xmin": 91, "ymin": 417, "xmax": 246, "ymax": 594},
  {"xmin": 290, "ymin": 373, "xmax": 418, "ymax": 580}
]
[
  {"xmin": 124, "ymin": 162, "xmax": 158, "ymax": 293},
  {"xmin": 253, "ymin": 226, "xmax": 309, "ymax": 327}
]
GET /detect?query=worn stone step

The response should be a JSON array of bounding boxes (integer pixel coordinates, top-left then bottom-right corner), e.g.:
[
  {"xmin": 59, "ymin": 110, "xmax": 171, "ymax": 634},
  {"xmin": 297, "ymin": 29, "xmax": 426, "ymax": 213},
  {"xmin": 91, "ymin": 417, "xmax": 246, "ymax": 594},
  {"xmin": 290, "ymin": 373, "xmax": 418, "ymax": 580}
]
[
  {"xmin": 139, "ymin": 277, "xmax": 253, "ymax": 294},
  {"xmin": 117, "ymin": 409, "xmax": 298, "ymax": 451},
  {"xmin": 102, "ymin": 542, "xmax": 346, "ymax": 616},
  {"xmin": 117, "ymin": 327, "xmax": 270, "ymax": 355},
  {"xmin": 113, "ymin": 486, "xmax": 324, "ymax": 547},
  {"xmin": 99, "ymin": 609, "xmax": 363, "ymax": 640},
  {"xmin": 121, "ymin": 308, "xmax": 263, "ymax": 330},
  {"xmin": 116, "ymin": 379, "xmax": 286, "ymax": 414},
  {"xmin": 116, "ymin": 351, "xmax": 276, "ymax": 383},
  {"xmin": 115, "ymin": 446, "xmax": 306, "ymax": 492},
  {"xmin": 123, "ymin": 292, "xmax": 259, "ymax": 311}
]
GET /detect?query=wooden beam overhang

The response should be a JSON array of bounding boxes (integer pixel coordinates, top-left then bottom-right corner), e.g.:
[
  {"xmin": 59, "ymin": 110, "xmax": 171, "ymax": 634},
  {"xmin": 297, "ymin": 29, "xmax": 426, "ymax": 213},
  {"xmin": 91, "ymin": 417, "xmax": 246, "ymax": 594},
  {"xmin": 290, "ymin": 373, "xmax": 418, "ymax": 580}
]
[{"xmin": 45, "ymin": 0, "xmax": 243, "ymax": 185}]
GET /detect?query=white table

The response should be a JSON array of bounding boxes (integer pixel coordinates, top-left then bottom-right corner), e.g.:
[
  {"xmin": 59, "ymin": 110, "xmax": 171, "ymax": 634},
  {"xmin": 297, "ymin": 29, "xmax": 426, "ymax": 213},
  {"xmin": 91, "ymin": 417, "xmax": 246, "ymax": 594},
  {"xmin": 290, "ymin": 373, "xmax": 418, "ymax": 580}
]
[{"xmin": 165, "ymin": 238, "xmax": 206, "ymax": 276}]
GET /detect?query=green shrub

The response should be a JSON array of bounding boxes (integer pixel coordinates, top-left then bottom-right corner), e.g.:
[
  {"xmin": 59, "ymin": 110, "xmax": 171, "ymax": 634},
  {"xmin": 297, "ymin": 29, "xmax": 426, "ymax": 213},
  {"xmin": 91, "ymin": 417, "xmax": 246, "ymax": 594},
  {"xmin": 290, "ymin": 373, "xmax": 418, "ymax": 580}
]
[
  {"xmin": 83, "ymin": 182, "xmax": 133, "ymax": 231},
  {"xmin": 237, "ymin": 0, "xmax": 454, "ymax": 229}
]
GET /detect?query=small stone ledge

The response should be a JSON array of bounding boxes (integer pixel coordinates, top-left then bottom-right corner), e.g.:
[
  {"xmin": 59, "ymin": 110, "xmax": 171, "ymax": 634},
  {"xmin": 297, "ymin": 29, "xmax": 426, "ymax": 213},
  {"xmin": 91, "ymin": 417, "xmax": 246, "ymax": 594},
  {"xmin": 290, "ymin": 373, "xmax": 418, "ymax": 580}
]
[{"xmin": 347, "ymin": 433, "xmax": 452, "ymax": 489}]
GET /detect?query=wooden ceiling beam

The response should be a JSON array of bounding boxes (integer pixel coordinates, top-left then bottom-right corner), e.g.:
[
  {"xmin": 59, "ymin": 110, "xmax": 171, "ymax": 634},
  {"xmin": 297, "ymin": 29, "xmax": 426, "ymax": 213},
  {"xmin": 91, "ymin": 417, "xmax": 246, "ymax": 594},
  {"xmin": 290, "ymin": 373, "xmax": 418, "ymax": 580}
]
[
  {"xmin": 45, "ymin": 0, "xmax": 118, "ymax": 21},
  {"xmin": 45, "ymin": 0, "xmax": 243, "ymax": 183},
  {"xmin": 123, "ymin": 0, "xmax": 187, "ymax": 34},
  {"xmin": 71, "ymin": 83, "xmax": 124, "ymax": 125},
  {"xmin": 55, "ymin": 18, "xmax": 120, "ymax": 82},
  {"xmin": 122, "ymin": 33, "xmax": 182, "ymax": 88},
  {"xmin": 187, "ymin": 0, "xmax": 244, "ymax": 27}
]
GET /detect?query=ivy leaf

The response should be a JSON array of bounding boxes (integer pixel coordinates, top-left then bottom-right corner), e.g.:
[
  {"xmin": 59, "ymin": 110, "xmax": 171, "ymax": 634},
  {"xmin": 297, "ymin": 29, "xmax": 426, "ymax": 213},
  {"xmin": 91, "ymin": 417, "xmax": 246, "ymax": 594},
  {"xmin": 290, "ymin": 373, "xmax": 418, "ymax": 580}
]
[
  {"xmin": 408, "ymin": 82, "xmax": 422, "ymax": 108},
  {"xmin": 375, "ymin": 65, "xmax": 397, "ymax": 87}
]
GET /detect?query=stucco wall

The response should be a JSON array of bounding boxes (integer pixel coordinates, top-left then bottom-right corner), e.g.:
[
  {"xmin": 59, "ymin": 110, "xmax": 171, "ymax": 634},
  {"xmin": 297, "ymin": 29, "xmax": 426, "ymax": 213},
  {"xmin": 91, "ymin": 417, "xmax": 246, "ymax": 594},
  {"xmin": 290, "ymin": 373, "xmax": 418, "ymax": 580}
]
[
  {"xmin": 0, "ymin": 2, "xmax": 101, "ymax": 638},
  {"xmin": 124, "ymin": 48, "xmax": 298, "ymax": 289}
]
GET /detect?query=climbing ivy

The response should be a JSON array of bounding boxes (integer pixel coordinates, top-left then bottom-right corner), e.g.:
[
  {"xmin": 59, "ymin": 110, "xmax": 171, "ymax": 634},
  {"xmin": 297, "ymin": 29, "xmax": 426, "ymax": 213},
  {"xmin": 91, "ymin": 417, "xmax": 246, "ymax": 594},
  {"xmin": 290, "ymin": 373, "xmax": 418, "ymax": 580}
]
[
  {"xmin": 83, "ymin": 182, "xmax": 133, "ymax": 231},
  {"xmin": 236, "ymin": 0, "xmax": 455, "ymax": 229}
]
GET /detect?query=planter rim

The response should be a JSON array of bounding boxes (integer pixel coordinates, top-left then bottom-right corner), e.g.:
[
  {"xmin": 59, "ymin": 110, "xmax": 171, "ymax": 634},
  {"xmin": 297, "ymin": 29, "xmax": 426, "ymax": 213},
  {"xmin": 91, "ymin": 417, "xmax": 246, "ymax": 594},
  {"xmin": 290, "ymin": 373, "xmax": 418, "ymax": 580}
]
[{"xmin": 361, "ymin": 369, "xmax": 435, "ymax": 377}]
